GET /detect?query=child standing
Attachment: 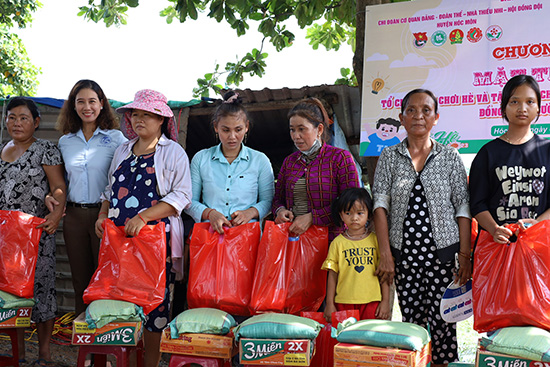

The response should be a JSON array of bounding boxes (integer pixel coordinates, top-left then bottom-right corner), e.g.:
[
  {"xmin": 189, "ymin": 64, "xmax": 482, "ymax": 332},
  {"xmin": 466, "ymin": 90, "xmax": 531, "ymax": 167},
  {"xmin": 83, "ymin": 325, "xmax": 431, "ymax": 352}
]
[{"xmin": 322, "ymin": 187, "xmax": 390, "ymax": 322}]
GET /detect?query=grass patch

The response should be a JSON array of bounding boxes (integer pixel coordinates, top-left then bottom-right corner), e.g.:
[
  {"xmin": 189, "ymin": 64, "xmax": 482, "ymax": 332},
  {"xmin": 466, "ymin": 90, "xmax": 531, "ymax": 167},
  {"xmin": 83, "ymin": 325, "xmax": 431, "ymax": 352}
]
[{"xmin": 457, "ymin": 317, "xmax": 481, "ymax": 363}]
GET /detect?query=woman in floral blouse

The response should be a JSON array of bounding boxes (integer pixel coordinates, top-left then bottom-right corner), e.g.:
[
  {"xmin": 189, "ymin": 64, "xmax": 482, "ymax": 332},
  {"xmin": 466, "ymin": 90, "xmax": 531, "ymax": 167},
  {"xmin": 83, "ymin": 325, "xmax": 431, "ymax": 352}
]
[
  {"xmin": 272, "ymin": 97, "xmax": 360, "ymax": 241},
  {"xmin": 1, "ymin": 97, "xmax": 66, "ymax": 365},
  {"xmin": 373, "ymin": 89, "xmax": 471, "ymax": 367}
]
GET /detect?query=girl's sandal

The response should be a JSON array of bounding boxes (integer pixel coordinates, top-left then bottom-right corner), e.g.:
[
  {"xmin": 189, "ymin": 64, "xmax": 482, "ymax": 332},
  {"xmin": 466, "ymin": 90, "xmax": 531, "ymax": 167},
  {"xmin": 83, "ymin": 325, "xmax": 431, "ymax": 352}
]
[{"xmin": 34, "ymin": 358, "xmax": 56, "ymax": 366}]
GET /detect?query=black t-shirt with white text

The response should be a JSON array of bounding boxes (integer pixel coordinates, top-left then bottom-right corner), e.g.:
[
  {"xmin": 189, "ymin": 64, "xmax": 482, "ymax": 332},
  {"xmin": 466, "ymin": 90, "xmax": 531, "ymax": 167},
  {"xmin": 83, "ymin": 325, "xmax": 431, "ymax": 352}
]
[{"xmin": 470, "ymin": 134, "xmax": 550, "ymax": 226}]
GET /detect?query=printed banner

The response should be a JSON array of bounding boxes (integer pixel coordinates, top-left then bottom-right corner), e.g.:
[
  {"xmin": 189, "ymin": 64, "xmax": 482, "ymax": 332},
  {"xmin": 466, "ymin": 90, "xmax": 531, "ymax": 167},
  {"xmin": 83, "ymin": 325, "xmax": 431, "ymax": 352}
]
[{"xmin": 361, "ymin": 0, "xmax": 548, "ymax": 156}]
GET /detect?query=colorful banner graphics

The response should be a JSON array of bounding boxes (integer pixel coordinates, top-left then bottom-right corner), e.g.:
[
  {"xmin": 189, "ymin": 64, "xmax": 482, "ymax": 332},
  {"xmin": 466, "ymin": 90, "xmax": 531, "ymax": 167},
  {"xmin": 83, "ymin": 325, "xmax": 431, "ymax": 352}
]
[{"xmin": 360, "ymin": 0, "xmax": 548, "ymax": 156}]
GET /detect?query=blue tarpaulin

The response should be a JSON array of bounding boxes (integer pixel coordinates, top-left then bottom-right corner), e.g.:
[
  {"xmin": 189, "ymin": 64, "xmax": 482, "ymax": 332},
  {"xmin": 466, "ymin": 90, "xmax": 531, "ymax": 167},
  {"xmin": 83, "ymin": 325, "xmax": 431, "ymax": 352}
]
[{"xmin": 1, "ymin": 97, "xmax": 202, "ymax": 110}]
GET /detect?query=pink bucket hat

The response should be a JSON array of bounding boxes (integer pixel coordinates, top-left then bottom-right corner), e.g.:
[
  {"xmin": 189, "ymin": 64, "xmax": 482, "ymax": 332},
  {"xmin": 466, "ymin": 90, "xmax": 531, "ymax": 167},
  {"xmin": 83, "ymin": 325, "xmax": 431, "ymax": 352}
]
[{"xmin": 116, "ymin": 89, "xmax": 178, "ymax": 141}]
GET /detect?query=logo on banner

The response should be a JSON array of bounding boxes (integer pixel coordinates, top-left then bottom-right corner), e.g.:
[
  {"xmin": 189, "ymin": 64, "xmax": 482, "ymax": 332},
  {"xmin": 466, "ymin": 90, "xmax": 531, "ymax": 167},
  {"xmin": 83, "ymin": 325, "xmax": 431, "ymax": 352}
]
[
  {"xmin": 467, "ymin": 27, "xmax": 482, "ymax": 43},
  {"xmin": 431, "ymin": 30, "xmax": 447, "ymax": 46},
  {"xmin": 486, "ymin": 25, "xmax": 503, "ymax": 41},
  {"xmin": 413, "ymin": 32, "xmax": 428, "ymax": 48},
  {"xmin": 449, "ymin": 29, "xmax": 464, "ymax": 44}
]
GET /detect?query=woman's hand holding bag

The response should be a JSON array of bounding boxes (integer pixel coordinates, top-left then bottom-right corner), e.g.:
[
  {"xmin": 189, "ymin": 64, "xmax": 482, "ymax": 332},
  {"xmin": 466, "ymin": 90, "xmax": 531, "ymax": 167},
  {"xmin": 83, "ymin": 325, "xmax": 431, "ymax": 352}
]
[
  {"xmin": 83, "ymin": 219, "xmax": 167, "ymax": 314},
  {"xmin": 187, "ymin": 222, "xmax": 261, "ymax": 315},
  {"xmin": 250, "ymin": 221, "xmax": 329, "ymax": 315},
  {"xmin": 473, "ymin": 221, "xmax": 550, "ymax": 332}
]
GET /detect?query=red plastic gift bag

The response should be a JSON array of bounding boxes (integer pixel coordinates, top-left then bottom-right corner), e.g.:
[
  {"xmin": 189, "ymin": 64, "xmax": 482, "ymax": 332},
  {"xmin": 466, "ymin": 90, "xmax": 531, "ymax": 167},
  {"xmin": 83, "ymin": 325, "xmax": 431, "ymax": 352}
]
[
  {"xmin": 187, "ymin": 222, "xmax": 260, "ymax": 316},
  {"xmin": 0, "ymin": 210, "xmax": 45, "ymax": 298},
  {"xmin": 471, "ymin": 218, "xmax": 478, "ymax": 250},
  {"xmin": 250, "ymin": 221, "xmax": 329, "ymax": 315},
  {"xmin": 83, "ymin": 219, "xmax": 166, "ymax": 314},
  {"xmin": 473, "ymin": 221, "xmax": 550, "ymax": 332},
  {"xmin": 301, "ymin": 310, "xmax": 359, "ymax": 367}
]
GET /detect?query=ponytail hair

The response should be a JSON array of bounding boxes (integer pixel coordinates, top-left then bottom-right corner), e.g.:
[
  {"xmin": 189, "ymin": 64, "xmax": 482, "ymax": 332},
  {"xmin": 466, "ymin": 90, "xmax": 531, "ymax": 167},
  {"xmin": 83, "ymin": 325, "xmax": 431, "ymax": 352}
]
[
  {"xmin": 211, "ymin": 90, "xmax": 251, "ymax": 129},
  {"xmin": 287, "ymin": 97, "xmax": 330, "ymax": 142}
]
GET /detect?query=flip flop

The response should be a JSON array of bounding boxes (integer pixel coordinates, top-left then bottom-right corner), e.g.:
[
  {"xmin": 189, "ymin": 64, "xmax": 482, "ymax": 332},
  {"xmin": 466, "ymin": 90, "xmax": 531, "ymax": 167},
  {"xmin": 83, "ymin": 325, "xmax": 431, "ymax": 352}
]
[{"xmin": 34, "ymin": 358, "xmax": 56, "ymax": 366}]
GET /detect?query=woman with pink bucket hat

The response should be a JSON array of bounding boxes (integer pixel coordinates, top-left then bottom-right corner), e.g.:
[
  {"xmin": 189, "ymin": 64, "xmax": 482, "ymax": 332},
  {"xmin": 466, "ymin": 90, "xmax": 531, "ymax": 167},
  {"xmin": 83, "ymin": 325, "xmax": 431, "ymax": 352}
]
[{"xmin": 94, "ymin": 89, "xmax": 192, "ymax": 367}]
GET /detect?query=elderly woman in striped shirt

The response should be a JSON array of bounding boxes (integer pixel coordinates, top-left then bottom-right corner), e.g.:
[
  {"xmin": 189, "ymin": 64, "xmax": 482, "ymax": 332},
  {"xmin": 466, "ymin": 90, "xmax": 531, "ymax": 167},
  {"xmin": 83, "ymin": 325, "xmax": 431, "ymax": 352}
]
[{"xmin": 272, "ymin": 98, "xmax": 360, "ymax": 241}]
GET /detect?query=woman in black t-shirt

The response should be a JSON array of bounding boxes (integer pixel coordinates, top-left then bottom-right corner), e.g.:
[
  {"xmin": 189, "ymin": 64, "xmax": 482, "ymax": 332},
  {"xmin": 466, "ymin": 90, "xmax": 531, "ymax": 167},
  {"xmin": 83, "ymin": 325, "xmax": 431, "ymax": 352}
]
[{"xmin": 470, "ymin": 75, "xmax": 550, "ymax": 244}]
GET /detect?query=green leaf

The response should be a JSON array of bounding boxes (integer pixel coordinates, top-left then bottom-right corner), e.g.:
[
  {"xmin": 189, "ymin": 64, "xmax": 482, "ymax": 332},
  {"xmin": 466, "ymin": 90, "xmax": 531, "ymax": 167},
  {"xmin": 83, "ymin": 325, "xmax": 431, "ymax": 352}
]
[
  {"xmin": 0, "ymin": 30, "xmax": 40, "ymax": 97},
  {"xmin": 188, "ymin": 0, "xmax": 198, "ymax": 20},
  {"xmin": 249, "ymin": 12, "xmax": 264, "ymax": 21},
  {"xmin": 258, "ymin": 18, "xmax": 275, "ymax": 37},
  {"xmin": 225, "ymin": 5, "xmax": 236, "ymax": 25},
  {"xmin": 294, "ymin": 3, "xmax": 308, "ymax": 27},
  {"xmin": 334, "ymin": 66, "xmax": 357, "ymax": 86},
  {"xmin": 233, "ymin": 20, "xmax": 248, "ymax": 36},
  {"xmin": 208, "ymin": 0, "xmax": 224, "ymax": 22}
]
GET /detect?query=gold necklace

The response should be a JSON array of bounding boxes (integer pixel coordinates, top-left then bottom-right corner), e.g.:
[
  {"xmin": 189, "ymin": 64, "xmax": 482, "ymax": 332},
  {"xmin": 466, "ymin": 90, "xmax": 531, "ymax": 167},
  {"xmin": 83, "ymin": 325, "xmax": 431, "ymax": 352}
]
[{"xmin": 345, "ymin": 228, "xmax": 368, "ymax": 240}]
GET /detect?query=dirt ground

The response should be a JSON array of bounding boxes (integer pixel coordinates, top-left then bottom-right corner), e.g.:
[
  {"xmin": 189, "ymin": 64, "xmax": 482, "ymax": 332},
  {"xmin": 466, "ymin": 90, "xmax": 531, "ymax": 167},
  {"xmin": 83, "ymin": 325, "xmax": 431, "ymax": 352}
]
[
  {"xmin": 0, "ymin": 329, "xmax": 171, "ymax": 366},
  {"xmin": 0, "ymin": 282, "xmax": 189, "ymax": 366},
  {"xmin": 0, "ymin": 331, "xmax": 78, "ymax": 367}
]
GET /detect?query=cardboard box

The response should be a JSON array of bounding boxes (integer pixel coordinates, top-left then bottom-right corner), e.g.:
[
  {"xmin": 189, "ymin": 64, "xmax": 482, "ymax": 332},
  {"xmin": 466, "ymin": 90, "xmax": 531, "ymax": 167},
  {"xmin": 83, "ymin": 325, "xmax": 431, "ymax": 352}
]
[
  {"xmin": 476, "ymin": 348, "xmax": 541, "ymax": 367},
  {"xmin": 333, "ymin": 342, "xmax": 431, "ymax": 367},
  {"xmin": 239, "ymin": 339, "xmax": 313, "ymax": 366},
  {"xmin": 0, "ymin": 307, "xmax": 32, "ymax": 328},
  {"xmin": 71, "ymin": 312, "xmax": 142, "ymax": 346},
  {"xmin": 159, "ymin": 328, "xmax": 234, "ymax": 359}
]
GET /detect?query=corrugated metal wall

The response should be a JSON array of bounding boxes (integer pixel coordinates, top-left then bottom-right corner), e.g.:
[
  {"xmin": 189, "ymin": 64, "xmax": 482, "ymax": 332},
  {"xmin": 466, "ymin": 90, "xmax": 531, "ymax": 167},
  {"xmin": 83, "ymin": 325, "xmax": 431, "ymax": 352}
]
[
  {"xmin": 1, "ymin": 85, "xmax": 361, "ymax": 315},
  {"xmin": 0, "ymin": 103, "xmax": 75, "ymax": 313}
]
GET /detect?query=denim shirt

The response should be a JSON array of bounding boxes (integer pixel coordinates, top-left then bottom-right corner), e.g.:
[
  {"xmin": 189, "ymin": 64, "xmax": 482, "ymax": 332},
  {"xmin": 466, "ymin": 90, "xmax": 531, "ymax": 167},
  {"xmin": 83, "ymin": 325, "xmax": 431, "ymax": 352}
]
[{"xmin": 185, "ymin": 144, "xmax": 274, "ymax": 223}]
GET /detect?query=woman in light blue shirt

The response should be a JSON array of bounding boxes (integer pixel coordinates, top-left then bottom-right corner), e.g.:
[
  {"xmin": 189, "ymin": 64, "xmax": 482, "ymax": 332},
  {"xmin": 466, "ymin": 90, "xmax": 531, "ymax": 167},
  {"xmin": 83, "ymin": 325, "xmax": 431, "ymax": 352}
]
[
  {"xmin": 186, "ymin": 91, "xmax": 274, "ymax": 233},
  {"xmin": 56, "ymin": 80, "xmax": 126, "ymax": 316}
]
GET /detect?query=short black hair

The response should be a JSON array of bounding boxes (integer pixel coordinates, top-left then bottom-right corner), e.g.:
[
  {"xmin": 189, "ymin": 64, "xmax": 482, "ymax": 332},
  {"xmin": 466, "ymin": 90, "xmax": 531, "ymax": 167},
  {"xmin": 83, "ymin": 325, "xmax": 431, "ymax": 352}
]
[
  {"xmin": 331, "ymin": 188, "xmax": 373, "ymax": 227},
  {"xmin": 500, "ymin": 75, "xmax": 541, "ymax": 122},
  {"xmin": 401, "ymin": 88, "xmax": 438, "ymax": 114},
  {"xmin": 376, "ymin": 117, "xmax": 400, "ymax": 131},
  {"xmin": 6, "ymin": 96, "xmax": 40, "ymax": 120}
]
